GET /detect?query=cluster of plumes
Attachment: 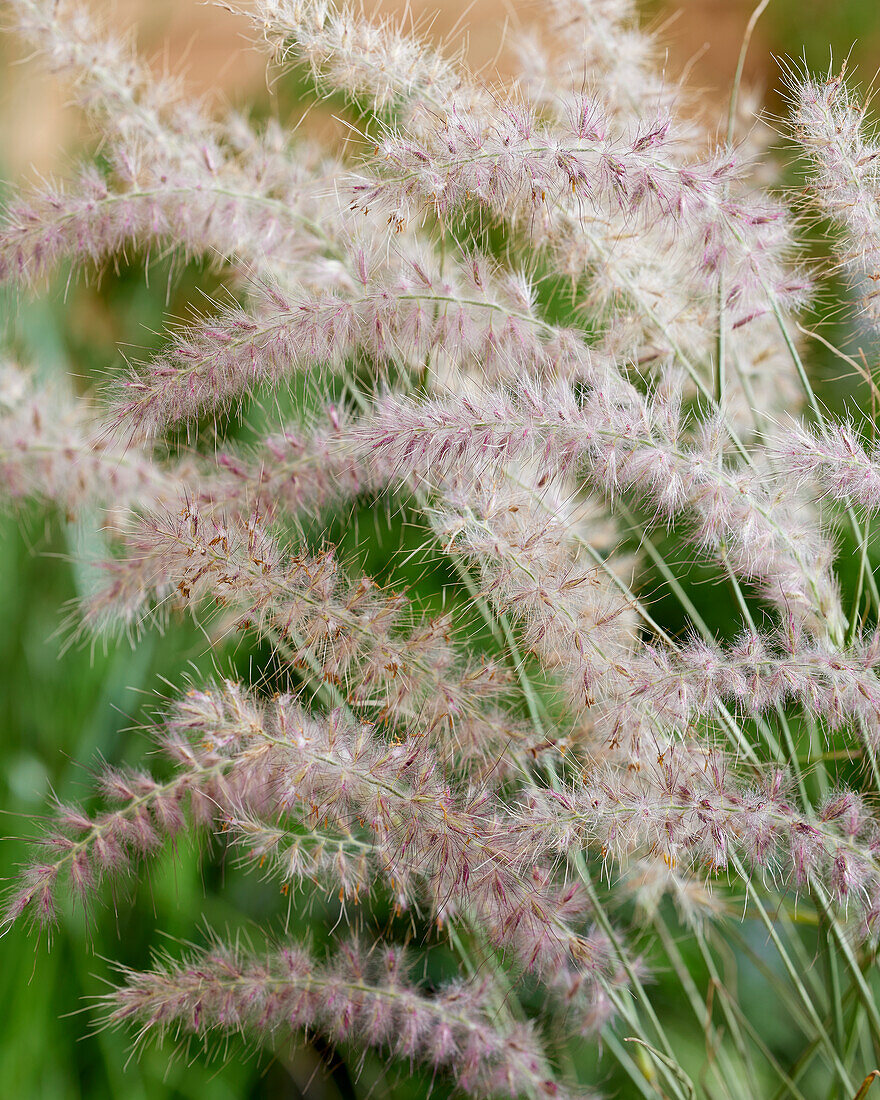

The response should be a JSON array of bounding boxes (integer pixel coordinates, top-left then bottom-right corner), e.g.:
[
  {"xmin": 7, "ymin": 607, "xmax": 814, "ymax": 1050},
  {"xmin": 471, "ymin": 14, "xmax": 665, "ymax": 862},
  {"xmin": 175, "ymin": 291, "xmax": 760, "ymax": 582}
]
[
  {"xmin": 537, "ymin": 748, "xmax": 880, "ymax": 934},
  {"xmin": 2, "ymin": 0, "xmax": 345, "ymax": 287},
  {"xmin": 0, "ymin": 363, "xmax": 176, "ymax": 521},
  {"xmin": 7, "ymin": 683, "xmax": 627, "ymax": 1036},
  {"xmin": 107, "ymin": 247, "xmax": 600, "ymax": 437},
  {"xmin": 82, "ymin": 503, "xmax": 548, "ymax": 766},
  {"xmin": 253, "ymin": 0, "xmax": 809, "ymax": 380},
  {"xmin": 6, "ymin": 0, "xmax": 880, "ymax": 1095},
  {"xmin": 427, "ymin": 476, "xmax": 880, "ymax": 759},
  {"xmin": 789, "ymin": 67, "xmax": 880, "ymax": 328},
  {"xmin": 106, "ymin": 939, "xmax": 575, "ymax": 1100},
  {"xmin": 364, "ymin": 379, "xmax": 845, "ymax": 635},
  {"xmin": 361, "ymin": 103, "xmax": 804, "ymax": 328}
]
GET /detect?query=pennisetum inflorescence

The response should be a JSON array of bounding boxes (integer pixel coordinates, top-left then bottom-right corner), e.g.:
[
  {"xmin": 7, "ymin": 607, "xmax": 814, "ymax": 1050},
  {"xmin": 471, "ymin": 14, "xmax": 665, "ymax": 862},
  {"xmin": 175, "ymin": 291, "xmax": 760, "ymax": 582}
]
[{"xmin": 4, "ymin": 0, "xmax": 880, "ymax": 1096}]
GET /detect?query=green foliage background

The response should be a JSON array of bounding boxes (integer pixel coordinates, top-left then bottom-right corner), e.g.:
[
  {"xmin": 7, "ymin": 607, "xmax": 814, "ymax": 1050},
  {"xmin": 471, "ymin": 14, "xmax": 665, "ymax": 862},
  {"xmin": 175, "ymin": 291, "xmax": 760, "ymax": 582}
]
[{"xmin": 1, "ymin": 2, "xmax": 880, "ymax": 1096}]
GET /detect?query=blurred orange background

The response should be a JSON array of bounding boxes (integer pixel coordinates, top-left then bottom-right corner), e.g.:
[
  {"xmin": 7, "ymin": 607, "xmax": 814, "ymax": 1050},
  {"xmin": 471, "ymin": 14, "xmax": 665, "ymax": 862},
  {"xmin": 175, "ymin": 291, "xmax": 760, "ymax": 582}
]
[{"xmin": 2, "ymin": 0, "xmax": 879, "ymax": 175}]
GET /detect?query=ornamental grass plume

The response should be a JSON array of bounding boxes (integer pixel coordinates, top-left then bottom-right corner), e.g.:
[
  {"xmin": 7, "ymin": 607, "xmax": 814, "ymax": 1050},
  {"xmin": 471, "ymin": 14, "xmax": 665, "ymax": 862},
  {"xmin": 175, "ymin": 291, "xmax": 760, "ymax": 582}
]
[{"xmin": 7, "ymin": 0, "xmax": 880, "ymax": 1097}]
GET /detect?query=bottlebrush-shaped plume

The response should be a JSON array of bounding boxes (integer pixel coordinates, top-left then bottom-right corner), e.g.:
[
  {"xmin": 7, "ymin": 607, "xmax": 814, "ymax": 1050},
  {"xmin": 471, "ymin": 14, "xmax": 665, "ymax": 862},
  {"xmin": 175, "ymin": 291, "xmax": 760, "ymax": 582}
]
[
  {"xmin": 107, "ymin": 247, "xmax": 604, "ymax": 436},
  {"xmin": 82, "ymin": 505, "xmax": 539, "ymax": 761},
  {"xmin": 0, "ymin": 363, "xmax": 178, "ymax": 519},
  {"xmin": 789, "ymin": 68, "xmax": 880, "ymax": 327},
  {"xmin": 362, "ymin": 381, "xmax": 844, "ymax": 633},
  {"xmin": 774, "ymin": 418, "xmax": 880, "ymax": 511},
  {"xmin": 541, "ymin": 747, "xmax": 880, "ymax": 938},
  {"xmin": 6, "ymin": 0, "xmax": 880, "ymax": 1096},
  {"xmin": 104, "ymin": 938, "xmax": 578, "ymax": 1100},
  {"xmin": 7, "ymin": 681, "xmax": 624, "ymax": 1019}
]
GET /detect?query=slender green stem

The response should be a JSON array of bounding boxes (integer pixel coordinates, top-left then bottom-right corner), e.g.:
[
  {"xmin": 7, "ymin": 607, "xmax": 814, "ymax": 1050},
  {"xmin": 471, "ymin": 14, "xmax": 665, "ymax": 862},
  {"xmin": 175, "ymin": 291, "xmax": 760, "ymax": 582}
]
[
  {"xmin": 722, "ymin": 992, "xmax": 811, "ymax": 1100},
  {"xmin": 727, "ymin": 1, "xmax": 772, "ymax": 144},
  {"xmin": 812, "ymin": 883, "xmax": 880, "ymax": 1056},
  {"xmin": 601, "ymin": 1031, "xmax": 663, "ymax": 1100},
  {"xmin": 691, "ymin": 924, "xmax": 753, "ymax": 1075},
  {"xmin": 655, "ymin": 915, "xmax": 753, "ymax": 1097},
  {"xmin": 735, "ymin": 864, "xmax": 854, "ymax": 1092},
  {"xmin": 572, "ymin": 854, "xmax": 691, "ymax": 1100},
  {"xmin": 769, "ymin": 293, "xmax": 880, "ymax": 623}
]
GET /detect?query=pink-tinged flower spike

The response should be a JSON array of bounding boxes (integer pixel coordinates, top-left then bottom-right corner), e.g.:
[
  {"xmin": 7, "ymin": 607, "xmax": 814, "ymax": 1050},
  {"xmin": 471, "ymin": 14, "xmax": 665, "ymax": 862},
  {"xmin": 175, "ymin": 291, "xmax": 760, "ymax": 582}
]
[
  {"xmin": 363, "ymin": 381, "xmax": 843, "ymax": 634},
  {"xmin": 248, "ymin": 0, "xmax": 805, "ymax": 357},
  {"xmin": 6, "ymin": 0, "xmax": 210, "ymax": 157},
  {"xmin": 163, "ymin": 687, "xmax": 619, "ymax": 988},
  {"xmin": 0, "ymin": 366, "xmax": 383, "ymax": 538},
  {"xmin": 429, "ymin": 476, "xmax": 876, "ymax": 766},
  {"xmin": 513, "ymin": 0, "xmax": 692, "ymax": 135},
  {"xmin": 0, "ymin": 144, "xmax": 340, "ymax": 290},
  {"xmin": 366, "ymin": 107, "xmax": 767, "ymax": 243},
  {"xmin": 790, "ymin": 70, "xmax": 880, "ymax": 328},
  {"xmin": 608, "ymin": 628, "xmax": 880, "ymax": 755},
  {"xmin": 108, "ymin": 247, "xmax": 607, "ymax": 438},
  {"xmin": 431, "ymin": 473, "xmax": 880, "ymax": 760},
  {"xmin": 103, "ymin": 938, "xmax": 577, "ymax": 1100},
  {"xmin": 773, "ymin": 419, "xmax": 880, "ymax": 512},
  {"xmin": 4, "ymin": 1, "xmax": 352, "ymax": 286},
  {"xmin": 247, "ymin": 0, "xmax": 805, "ymax": 347},
  {"xmin": 0, "ymin": 363, "xmax": 183, "ymax": 523},
  {"xmin": 247, "ymin": 0, "xmax": 493, "ymax": 129},
  {"xmin": 430, "ymin": 477, "xmax": 642, "ymax": 716},
  {"xmin": 7, "ymin": 0, "xmax": 319, "ymax": 201},
  {"xmin": 540, "ymin": 746, "xmax": 880, "ymax": 938},
  {"xmin": 107, "ymin": 288, "xmax": 346, "ymax": 441},
  {"xmin": 2, "ymin": 694, "xmax": 276, "ymax": 931},
  {"xmin": 83, "ymin": 506, "xmax": 538, "ymax": 764},
  {"xmin": 195, "ymin": 408, "xmax": 384, "ymax": 521},
  {"xmin": 361, "ymin": 119, "xmax": 805, "ymax": 331}
]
